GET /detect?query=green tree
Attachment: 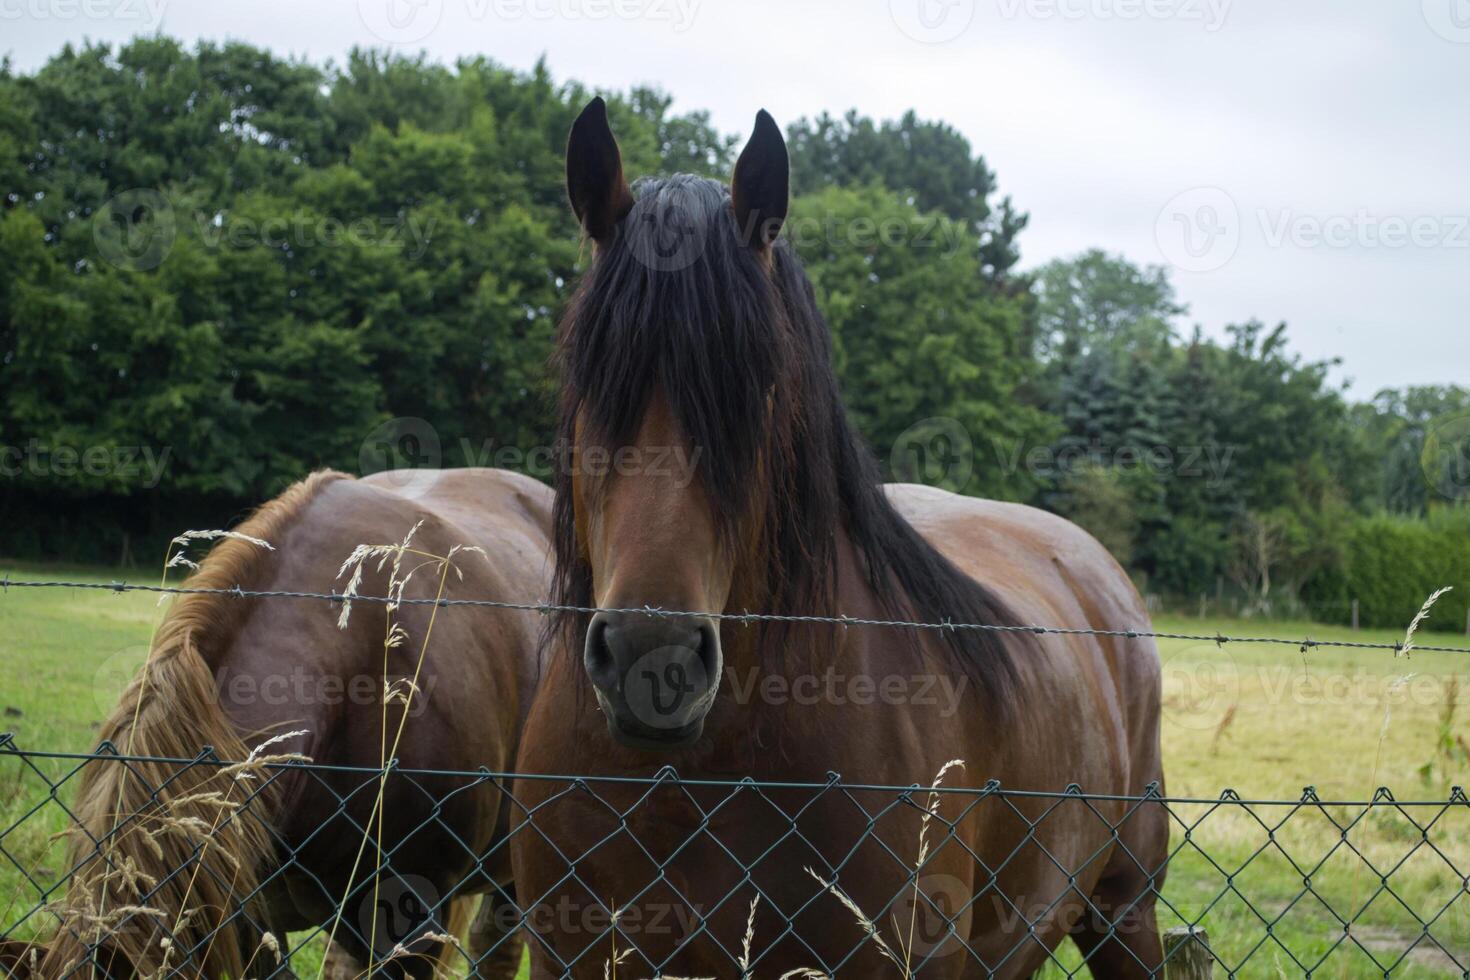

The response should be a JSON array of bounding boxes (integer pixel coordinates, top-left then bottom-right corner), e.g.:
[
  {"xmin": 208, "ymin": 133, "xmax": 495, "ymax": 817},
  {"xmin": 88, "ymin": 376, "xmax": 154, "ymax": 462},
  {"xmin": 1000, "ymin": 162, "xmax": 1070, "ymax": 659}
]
[
  {"xmin": 787, "ymin": 109, "xmax": 1027, "ymax": 281},
  {"xmin": 790, "ymin": 184, "xmax": 1054, "ymax": 500}
]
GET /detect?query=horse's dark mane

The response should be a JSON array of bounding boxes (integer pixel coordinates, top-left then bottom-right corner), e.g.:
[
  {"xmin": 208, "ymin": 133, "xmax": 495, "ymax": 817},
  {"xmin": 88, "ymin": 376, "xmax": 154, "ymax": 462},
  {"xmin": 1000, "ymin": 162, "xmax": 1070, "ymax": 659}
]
[{"xmin": 551, "ymin": 173, "xmax": 1022, "ymax": 709}]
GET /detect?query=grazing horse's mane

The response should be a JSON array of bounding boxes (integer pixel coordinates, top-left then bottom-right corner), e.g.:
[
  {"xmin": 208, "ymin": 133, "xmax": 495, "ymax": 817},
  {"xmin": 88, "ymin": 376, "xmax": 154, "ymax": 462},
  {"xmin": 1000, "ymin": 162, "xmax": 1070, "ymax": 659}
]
[
  {"xmin": 550, "ymin": 174, "xmax": 1023, "ymax": 709},
  {"xmin": 39, "ymin": 470, "xmax": 347, "ymax": 979}
]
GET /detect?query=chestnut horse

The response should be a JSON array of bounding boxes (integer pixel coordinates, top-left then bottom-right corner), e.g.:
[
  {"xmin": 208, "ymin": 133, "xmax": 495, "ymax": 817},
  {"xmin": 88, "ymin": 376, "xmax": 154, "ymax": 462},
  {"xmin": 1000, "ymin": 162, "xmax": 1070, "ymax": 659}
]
[
  {"xmin": 16, "ymin": 468, "xmax": 551, "ymax": 978},
  {"xmin": 509, "ymin": 101, "xmax": 1167, "ymax": 978}
]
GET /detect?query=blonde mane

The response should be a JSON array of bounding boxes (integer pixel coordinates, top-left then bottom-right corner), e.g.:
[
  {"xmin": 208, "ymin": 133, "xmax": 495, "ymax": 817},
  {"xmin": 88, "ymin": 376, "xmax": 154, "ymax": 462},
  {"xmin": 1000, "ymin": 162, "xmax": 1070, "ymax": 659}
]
[{"xmin": 39, "ymin": 470, "xmax": 349, "ymax": 978}]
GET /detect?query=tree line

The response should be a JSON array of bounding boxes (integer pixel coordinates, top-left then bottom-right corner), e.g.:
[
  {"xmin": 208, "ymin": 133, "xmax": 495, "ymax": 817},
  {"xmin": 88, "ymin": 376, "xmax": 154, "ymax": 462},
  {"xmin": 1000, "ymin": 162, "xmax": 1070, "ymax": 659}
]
[{"xmin": 0, "ymin": 38, "xmax": 1465, "ymax": 629}]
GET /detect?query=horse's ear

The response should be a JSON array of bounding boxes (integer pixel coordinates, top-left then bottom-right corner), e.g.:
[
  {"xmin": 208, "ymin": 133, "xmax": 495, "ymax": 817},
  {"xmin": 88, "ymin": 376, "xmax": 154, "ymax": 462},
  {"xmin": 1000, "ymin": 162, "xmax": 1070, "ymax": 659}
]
[
  {"xmin": 567, "ymin": 96, "xmax": 635, "ymax": 244},
  {"xmin": 731, "ymin": 109, "xmax": 789, "ymax": 250}
]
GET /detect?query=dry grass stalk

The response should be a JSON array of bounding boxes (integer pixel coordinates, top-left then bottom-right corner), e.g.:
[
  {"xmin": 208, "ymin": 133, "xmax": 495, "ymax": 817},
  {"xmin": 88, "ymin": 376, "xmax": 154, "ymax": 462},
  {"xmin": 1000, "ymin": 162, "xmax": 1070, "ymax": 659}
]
[
  {"xmin": 38, "ymin": 477, "xmax": 344, "ymax": 979},
  {"xmin": 317, "ymin": 527, "xmax": 486, "ymax": 979},
  {"xmin": 897, "ymin": 759, "xmax": 963, "ymax": 971},
  {"xmin": 805, "ymin": 868, "xmax": 903, "ymax": 971},
  {"xmin": 1210, "ymin": 703, "xmax": 1238, "ymax": 756},
  {"xmin": 740, "ymin": 894, "xmax": 759, "ymax": 976},
  {"xmin": 1400, "ymin": 587, "xmax": 1454, "ymax": 658}
]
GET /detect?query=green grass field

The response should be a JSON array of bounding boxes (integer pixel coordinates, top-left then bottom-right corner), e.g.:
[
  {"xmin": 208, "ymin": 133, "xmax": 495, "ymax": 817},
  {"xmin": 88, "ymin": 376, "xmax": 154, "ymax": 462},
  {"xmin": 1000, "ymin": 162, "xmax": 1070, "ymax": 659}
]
[{"xmin": 2, "ymin": 561, "xmax": 1468, "ymax": 977}]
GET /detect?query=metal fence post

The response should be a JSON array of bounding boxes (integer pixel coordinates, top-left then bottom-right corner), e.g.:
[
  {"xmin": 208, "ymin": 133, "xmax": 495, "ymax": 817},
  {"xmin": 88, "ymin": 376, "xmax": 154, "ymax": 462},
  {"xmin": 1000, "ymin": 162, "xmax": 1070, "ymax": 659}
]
[
  {"xmin": 1352, "ymin": 599, "xmax": 1360, "ymax": 632},
  {"xmin": 1164, "ymin": 926, "xmax": 1213, "ymax": 979}
]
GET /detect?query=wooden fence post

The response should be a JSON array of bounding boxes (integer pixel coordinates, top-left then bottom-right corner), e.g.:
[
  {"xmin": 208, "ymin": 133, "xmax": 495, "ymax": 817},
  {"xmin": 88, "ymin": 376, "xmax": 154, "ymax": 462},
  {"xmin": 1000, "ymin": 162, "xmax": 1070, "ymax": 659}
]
[
  {"xmin": 1351, "ymin": 599, "xmax": 1360, "ymax": 632},
  {"xmin": 1164, "ymin": 926, "xmax": 1214, "ymax": 979}
]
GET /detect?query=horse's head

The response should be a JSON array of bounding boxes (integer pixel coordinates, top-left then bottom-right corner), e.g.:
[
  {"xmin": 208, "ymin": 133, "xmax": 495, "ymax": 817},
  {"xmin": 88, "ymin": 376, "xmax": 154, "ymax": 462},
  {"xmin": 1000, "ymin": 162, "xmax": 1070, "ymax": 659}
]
[{"xmin": 555, "ymin": 98, "xmax": 801, "ymax": 750}]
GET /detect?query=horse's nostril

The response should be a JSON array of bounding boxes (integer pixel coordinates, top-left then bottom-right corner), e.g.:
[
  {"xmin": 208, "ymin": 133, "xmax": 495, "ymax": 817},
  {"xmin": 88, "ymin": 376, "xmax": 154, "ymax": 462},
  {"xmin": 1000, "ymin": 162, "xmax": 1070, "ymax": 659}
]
[
  {"xmin": 695, "ymin": 622, "xmax": 719, "ymax": 676},
  {"xmin": 584, "ymin": 616, "xmax": 620, "ymax": 692}
]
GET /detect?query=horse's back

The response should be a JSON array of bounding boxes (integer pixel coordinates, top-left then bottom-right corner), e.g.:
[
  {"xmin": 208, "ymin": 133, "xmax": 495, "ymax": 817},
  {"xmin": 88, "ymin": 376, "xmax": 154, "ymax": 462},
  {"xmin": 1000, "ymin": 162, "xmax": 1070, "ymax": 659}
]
[
  {"xmin": 885, "ymin": 482, "xmax": 1146, "ymax": 630},
  {"xmin": 885, "ymin": 482, "xmax": 1162, "ymax": 792},
  {"xmin": 359, "ymin": 467, "xmax": 554, "ymax": 571}
]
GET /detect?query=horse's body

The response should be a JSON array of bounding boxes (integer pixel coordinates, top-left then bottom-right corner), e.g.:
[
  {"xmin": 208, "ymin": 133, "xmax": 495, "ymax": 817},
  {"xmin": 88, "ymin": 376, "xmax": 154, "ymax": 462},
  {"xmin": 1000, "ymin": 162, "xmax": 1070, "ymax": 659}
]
[
  {"xmin": 509, "ymin": 100, "xmax": 1167, "ymax": 978},
  {"xmin": 514, "ymin": 487, "xmax": 1164, "ymax": 977},
  {"xmin": 34, "ymin": 468, "xmax": 551, "ymax": 978}
]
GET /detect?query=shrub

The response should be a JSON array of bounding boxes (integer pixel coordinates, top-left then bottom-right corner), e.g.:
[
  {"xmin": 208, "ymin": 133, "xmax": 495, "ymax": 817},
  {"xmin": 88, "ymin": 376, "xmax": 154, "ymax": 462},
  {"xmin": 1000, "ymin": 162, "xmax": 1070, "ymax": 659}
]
[{"xmin": 1302, "ymin": 509, "xmax": 1470, "ymax": 633}]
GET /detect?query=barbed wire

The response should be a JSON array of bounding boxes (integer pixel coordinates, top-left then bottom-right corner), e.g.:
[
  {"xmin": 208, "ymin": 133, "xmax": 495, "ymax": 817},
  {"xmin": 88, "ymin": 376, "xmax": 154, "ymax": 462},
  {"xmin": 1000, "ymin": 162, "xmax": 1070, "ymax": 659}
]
[{"xmin": 4, "ymin": 573, "xmax": 1467, "ymax": 654}]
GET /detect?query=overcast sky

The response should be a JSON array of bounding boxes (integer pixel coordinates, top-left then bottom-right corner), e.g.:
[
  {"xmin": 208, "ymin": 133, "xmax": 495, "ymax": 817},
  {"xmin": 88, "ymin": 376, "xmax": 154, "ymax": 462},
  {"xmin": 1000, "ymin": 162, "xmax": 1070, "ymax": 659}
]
[{"xmin": 5, "ymin": 0, "xmax": 1467, "ymax": 397}]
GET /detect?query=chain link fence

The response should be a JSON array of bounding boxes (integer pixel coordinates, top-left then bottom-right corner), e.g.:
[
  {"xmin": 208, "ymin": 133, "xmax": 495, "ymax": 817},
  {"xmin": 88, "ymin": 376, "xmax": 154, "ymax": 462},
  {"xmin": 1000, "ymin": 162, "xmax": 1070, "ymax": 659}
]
[{"xmin": 2, "ymin": 736, "xmax": 1468, "ymax": 978}]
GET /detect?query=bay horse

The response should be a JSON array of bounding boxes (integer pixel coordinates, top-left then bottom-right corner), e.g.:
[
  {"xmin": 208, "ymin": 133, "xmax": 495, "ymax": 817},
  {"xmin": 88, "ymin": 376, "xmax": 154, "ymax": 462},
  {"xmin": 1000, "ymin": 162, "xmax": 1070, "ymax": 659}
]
[
  {"xmin": 14, "ymin": 468, "xmax": 551, "ymax": 978},
  {"xmin": 509, "ymin": 100, "xmax": 1167, "ymax": 978}
]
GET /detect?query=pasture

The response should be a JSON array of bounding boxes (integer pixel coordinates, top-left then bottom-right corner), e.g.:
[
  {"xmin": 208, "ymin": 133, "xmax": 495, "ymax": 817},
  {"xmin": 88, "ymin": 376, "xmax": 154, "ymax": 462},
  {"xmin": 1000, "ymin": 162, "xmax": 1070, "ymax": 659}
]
[{"xmin": 2, "ymin": 561, "xmax": 1469, "ymax": 976}]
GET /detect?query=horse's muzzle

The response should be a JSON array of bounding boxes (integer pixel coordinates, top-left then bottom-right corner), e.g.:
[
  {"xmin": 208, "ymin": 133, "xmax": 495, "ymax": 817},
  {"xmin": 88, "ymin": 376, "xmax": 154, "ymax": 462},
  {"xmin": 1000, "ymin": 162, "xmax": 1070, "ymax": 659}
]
[{"xmin": 584, "ymin": 610, "xmax": 721, "ymax": 750}]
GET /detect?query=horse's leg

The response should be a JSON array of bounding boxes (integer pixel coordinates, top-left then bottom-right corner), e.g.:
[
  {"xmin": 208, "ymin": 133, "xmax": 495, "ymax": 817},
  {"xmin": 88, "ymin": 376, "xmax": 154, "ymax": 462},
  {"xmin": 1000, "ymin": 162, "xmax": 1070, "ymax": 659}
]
[
  {"xmin": 466, "ymin": 890, "xmax": 523, "ymax": 978},
  {"xmin": 321, "ymin": 939, "xmax": 365, "ymax": 980},
  {"xmin": 1069, "ymin": 834, "xmax": 1168, "ymax": 976},
  {"xmin": 1069, "ymin": 883, "xmax": 1162, "ymax": 979}
]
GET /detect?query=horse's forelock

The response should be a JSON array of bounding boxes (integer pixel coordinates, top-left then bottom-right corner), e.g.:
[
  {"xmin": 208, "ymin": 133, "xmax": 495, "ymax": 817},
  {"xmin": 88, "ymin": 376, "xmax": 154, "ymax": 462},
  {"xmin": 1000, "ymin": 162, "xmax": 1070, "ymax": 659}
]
[{"xmin": 552, "ymin": 175, "xmax": 1025, "ymax": 711}]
